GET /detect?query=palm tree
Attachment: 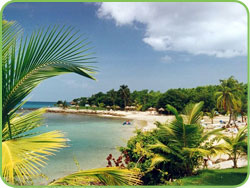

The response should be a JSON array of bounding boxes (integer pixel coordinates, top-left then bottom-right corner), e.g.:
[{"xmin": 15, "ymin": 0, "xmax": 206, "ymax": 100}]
[
  {"xmin": 220, "ymin": 127, "xmax": 247, "ymax": 168},
  {"xmin": 62, "ymin": 100, "xmax": 69, "ymax": 109},
  {"xmin": 119, "ymin": 85, "xmax": 130, "ymax": 108},
  {"xmin": 148, "ymin": 102, "xmax": 222, "ymax": 177},
  {"xmin": 205, "ymin": 108, "xmax": 217, "ymax": 124},
  {"xmin": 2, "ymin": 21, "xmax": 141, "ymax": 185},
  {"xmin": 215, "ymin": 77, "xmax": 242, "ymax": 127},
  {"xmin": 2, "ymin": 20, "xmax": 97, "ymax": 184}
]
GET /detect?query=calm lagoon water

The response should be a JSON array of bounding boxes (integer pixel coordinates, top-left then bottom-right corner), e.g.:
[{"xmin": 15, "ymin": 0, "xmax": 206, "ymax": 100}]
[{"xmin": 32, "ymin": 112, "xmax": 135, "ymax": 184}]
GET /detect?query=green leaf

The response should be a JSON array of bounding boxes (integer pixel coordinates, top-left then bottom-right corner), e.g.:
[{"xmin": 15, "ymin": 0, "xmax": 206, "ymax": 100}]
[{"xmin": 49, "ymin": 167, "xmax": 142, "ymax": 186}]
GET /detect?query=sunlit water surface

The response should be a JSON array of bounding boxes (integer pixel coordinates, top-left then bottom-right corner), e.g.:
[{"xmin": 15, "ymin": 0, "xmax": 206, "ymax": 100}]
[{"xmin": 31, "ymin": 113, "xmax": 135, "ymax": 185}]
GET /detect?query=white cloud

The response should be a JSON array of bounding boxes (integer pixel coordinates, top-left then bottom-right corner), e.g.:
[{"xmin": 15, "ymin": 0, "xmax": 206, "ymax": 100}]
[{"xmin": 97, "ymin": 2, "xmax": 247, "ymax": 58}]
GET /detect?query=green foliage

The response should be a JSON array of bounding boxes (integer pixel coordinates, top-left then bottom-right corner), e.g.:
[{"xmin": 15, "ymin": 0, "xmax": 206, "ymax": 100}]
[
  {"xmin": 2, "ymin": 21, "xmax": 95, "ymax": 129},
  {"xmin": 72, "ymin": 79, "xmax": 246, "ymax": 114},
  {"xmin": 122, "ymin": 102, "xmax": 223, "ymax": 184},
  {"xmin": 215, "ymin": 76, "xmax": 244, "ymax": 125},
  {"xmin": 49, "ymin": 167, "xmax": 142, "ymax": 186},
  {"xmin": 148, "ymin": 102, "xmax": 210, "ymax": 180},
  {"xmin": 168, "ymin": 167, "xmax": 248, "ymax": 186},
  {"xmin": 62, "ymin": 100, "xmax": 69, "ymax": 109},
  {"xmin": 220, "ymin": 127, "xmax": 247, "ymax": 168},
  {"xmin": 119, "ymin": 130, "xmax": 164, "ymax": 185},
  {"xmin": 205, "ymin": 108, "xmax": 217, "ymax": 124},
  {"xmin": 2, "ymin": 21, "xmax": 95, "ymax": 184},
  {"xmin": 56, "ymin": 100, "xmax": 63, "ymax": 105},
  {"xmin": 118, "ymin": 85, "xmax": 131, "ymax": 108}
]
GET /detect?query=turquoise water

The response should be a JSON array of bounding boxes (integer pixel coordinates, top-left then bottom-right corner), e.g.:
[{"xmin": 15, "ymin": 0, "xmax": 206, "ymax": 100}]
[
  {"xmin": 21, "ymin": 101, "xmax": 56, "ymax": 109},
  {"xmin": 32, "ymin": 113, "xmax": 135, "ymax": 185}
]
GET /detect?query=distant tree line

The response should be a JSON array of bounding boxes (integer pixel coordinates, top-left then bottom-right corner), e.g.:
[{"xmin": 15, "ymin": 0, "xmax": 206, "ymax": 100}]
[{"xmin": 69, "ymin": 76, "xmax": 247, "ymax": 114}]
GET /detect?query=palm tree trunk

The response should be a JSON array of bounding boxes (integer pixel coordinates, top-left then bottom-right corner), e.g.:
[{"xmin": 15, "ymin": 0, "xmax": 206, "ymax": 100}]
[
  {"xmin": 233, "ymin": 158, "xmax": 237, "ymax": 168},
  {"xmin": 227, "ymin": 113, "xmax": 232, "ymax": 127}
]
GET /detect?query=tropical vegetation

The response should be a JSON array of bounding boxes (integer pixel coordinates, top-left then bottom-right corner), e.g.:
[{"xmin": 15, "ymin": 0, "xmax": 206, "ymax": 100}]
[
  {"xmin": 71, "ymin": 77, "xmax": 247, "ymax": 118},
  {"xmin": 120, "ymin": 102, "xmax": 232, "ymax": 184},
  {"xmin": 2, "ymin": 20, "xmax": 140, "ymax": 185},
  {"xmin": 220, "ymin": 127, "xmax": 248, "ymax": 168}
]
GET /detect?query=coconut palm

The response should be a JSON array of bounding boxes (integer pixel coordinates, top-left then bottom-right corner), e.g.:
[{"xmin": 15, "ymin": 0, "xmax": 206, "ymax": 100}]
[
  {"xmin": 148, "ymin": 102, "xmax": 222, "ymax": 177},
  {"xmin": 220, "ymin": 127, "xmax": 247, "ymax": 168},
  {"xmin": 215, "ymin": 77, "xmax": 242, "ymax": 126},
  {"xmin": 119, "ymin": 85, "xmax": 130, "ymax": 108},
  {"xmin": 205, "ymin": 108, "xmax": 217, "ymax": 124},
  {"xmin": 1, "ymin": 20, "xmax": 96, "ymax": 184}
]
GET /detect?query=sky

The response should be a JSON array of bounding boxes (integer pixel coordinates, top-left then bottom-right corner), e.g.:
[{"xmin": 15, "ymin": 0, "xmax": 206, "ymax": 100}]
[{"xmin": 3, "ymin": 2, "xmax": 248, "ymax": 102}]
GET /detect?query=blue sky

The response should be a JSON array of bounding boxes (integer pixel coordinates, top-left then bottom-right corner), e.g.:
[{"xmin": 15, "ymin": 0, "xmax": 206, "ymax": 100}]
[{"xmin": 3, "ymin": 2, "xmax": 248, "ymax": 102}]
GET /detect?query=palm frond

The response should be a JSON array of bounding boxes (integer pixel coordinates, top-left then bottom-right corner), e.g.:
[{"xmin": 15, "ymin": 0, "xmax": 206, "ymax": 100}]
[
  {"xmin": 2, "ymin": 20, "xmax": 22, "ymax": 61},
  {"xmin": 148, "ymin": 140, "xmax": 172, "ymax": 153},
  {"xmin": 150, "ymin": 154, "xmax": 170, "ymax": 167},
  {"xmin": 183, "ymin": 102, "xmax": 204, "ymax": 124},
  {"xmin": 2, "ymin": 108, "xmax": 46, "ymax": 141},
  {"xmin": 2, "ymin": 24, "xmax": 96, "ymax": 127},
  {"xmin": 2, "ymin": 131, "xmax": 67, "ymax": 184},
  {"xmin": 49, "ymin": 167, "xmax": 142, "ymax": 186},
  {"xmin": 166, "ymin": 104, "xmax": 183, "ymax": 123},
  {"xmin": 183, "ymin": 147, "xmax": 210, "ymax": 156}
]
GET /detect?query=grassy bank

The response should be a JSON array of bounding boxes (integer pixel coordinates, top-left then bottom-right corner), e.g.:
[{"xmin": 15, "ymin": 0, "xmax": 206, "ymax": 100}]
[{"xmin": 170, "ymin": 166, "xmax": 248, "ymax": 186}]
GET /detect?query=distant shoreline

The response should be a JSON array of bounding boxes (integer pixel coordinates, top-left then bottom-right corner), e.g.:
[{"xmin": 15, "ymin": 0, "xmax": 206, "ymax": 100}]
[{"xmin": 45, "ymin": 107, "xmax": 173, "ymax": 130}]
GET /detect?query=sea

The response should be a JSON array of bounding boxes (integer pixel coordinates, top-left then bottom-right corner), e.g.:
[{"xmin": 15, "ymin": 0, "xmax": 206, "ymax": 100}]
[
  {"xmin": 20, "ymin": 101, "xmax": 136, "ymax": 185},
  {"xmin": 21, "ymin": 101, "xmax": 57, "ymax": 109}
]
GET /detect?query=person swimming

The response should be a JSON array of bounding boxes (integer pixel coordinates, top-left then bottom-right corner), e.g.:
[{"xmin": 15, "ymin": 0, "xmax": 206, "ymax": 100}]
[{"xmin": 123, "ymin": 120, "xmax": 131, "ymax": 125}]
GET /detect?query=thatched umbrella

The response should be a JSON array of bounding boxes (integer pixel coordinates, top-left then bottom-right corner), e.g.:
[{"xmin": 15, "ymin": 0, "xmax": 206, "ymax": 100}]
[
  {"xmin": 158, "ymin": 107, "xmax": 165, "ymax": 112},
  {"xmin": 92, "ymin": 105, "xmax": 97, "ymax": 108},
  {"xmin": 125, "ymin": 106, "xmax": 130, "ymax": 111},
  {"xmin": 148, "ymin": 107, "xmax": 156, "ymax": 111},
  {"xmin": 70, "ymin": 101, "xmax": 76, "ymax": 105},
  {"xmin": 106, "ymin": 105, "xmax": 111, "ymax": 109},
  {"xmin": 158, "ymin": 107, "xmax": 165, "ymax": 114},
  {"xmin": 115, "ymin": 105, "xmax": 121, "ymax": 110},
  {"xmin": 130, "ymin": 106, "xmax": 136, "ymax": 111}
]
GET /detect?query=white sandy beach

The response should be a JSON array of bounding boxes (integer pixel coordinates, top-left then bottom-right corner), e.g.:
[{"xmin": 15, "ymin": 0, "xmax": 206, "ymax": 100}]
[{"xmin": 46, "ymin": 107, "xmax": 244, "ymax": 131}]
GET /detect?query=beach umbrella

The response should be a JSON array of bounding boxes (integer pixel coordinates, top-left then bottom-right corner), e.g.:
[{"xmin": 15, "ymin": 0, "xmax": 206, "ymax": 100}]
[
  {"xmin": 130, "ymin": 106, "xmax": 136, "ymax": 111},
  {"xmin": 70, "ymin": 101, "xmax": 76, "ymax": 105},
  {"xmin": 148, "ymin": 107, "xmax": 155, "ymax": 111},
  {"xmin": 158, "ymin": 108, "xmax": 165, "ymax": 112},
  {"xmin": 92, "ymin": 105, "xmax": 97, "ymax": 108},
  {"xmin": 106, "ymin": 105, "xmax": 111, "ymax": 109}
]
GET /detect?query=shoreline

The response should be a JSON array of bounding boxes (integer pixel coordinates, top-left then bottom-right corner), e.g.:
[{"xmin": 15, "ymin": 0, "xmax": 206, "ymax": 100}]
[
  {"xmin": 45, "ymin": 107, "xmax": 175, "ymax": 130},
  {"xmin": 44, "ymin": 107, "xmax": 246, "ymax": 133}
]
